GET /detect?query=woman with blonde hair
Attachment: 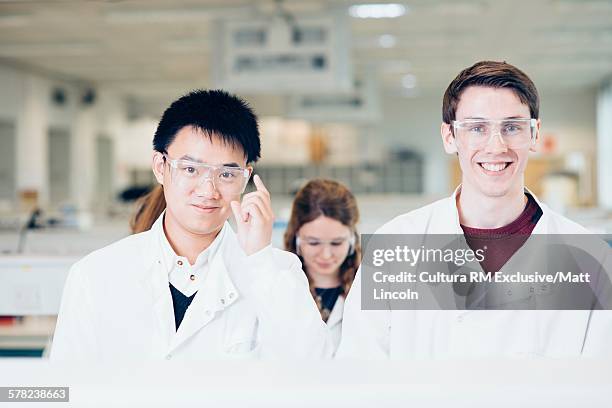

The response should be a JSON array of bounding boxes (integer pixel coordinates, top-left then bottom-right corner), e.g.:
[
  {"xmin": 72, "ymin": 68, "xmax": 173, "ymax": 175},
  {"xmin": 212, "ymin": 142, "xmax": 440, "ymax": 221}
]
[
  {"xmin": 284, "ymin": 178, "xmax": 360, "ymax": 355},
  {"xmin": 129, "ymin": 185, "xmax": 166, "ymax": 234}
]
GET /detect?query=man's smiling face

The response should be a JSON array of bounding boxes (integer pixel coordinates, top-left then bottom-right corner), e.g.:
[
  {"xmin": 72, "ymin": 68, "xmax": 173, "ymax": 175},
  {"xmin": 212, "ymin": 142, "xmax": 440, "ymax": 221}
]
[
  {"xmin": 153, "ymin": 125, "xmax": 249, "ymax": 238},
  {"xmin": 443, "ymin": 86, "xmax": 540, "ymax": 198}
]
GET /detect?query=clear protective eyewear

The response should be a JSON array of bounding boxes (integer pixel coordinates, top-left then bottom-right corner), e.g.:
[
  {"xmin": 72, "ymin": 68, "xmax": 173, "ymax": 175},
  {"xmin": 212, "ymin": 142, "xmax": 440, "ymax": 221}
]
[
  {"xmin": 296, "ymin": 235, "xmax": 355, "ymax": 256},
  {"xmin": 163, "ymin": 153, "xmax": 251, "ymax": 195},
  {"xmin": 452, "ymin": 118, "xmax": 537, "ymax": 149}
]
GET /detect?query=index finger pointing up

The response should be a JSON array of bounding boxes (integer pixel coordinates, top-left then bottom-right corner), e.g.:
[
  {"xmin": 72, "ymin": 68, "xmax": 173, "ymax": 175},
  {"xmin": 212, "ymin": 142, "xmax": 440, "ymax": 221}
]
[{"xmin": 253, "ymin": 174, "xmax": 269, "ymax": 196}]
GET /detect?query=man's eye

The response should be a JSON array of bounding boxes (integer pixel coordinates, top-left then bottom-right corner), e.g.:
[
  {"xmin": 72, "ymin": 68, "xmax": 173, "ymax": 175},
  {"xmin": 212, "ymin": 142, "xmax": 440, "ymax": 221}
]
[
  {"xmin": 307, "ymin": 241, "xmax": 322, "ymax": 246},
  {"xmin": 180, "ymin": 166, "xmax": 198, "ymax": 176},
  {"xmin": 469, "ymin": 126, "xmax": 486, "ymax": 133},
  {"xmin": 220, "ymin": 171, "xmax": 235, "ymax": 179},
  {"xmin": 331, "ymin": 241, "xmax": 345, "ymax": 246}
]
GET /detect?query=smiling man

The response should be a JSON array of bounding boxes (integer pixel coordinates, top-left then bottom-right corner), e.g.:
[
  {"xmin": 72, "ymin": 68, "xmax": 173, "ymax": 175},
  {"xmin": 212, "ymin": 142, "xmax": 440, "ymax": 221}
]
[
  {"xmin": 337, "ymin": 61, "xmax": 612, "ymax": 359},
  {"xmin": 51, "ymin": 90, "xmax": 327, "ymax": 360}
]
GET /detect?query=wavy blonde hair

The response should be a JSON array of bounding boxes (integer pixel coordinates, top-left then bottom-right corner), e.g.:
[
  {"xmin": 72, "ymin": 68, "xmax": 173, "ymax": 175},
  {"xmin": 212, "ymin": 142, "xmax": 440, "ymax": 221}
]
[{"xmin": 129, "ymin": 185, "xmax": 166, "ymax": 234}]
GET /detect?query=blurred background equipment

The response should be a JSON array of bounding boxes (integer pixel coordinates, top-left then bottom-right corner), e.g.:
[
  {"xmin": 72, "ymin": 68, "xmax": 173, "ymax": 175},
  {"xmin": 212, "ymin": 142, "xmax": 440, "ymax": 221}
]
[{"xmin": 212, "ymin": 0, "xmax": 352, "ymax": 93}]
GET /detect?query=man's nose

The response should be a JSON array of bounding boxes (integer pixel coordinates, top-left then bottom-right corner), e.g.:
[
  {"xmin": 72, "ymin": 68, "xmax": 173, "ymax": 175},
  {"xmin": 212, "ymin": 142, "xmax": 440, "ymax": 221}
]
[
  {"xmin": 194, "ymin": 176, "xmax": 218, "ymax": 198},
  {"xmin": 483, "ymin": 129, "xmax": 508, "ymax": 153}
]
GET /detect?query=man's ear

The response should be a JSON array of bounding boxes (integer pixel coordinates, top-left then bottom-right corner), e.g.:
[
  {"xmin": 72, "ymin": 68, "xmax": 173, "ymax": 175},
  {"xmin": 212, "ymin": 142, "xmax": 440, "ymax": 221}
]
[
  {"xmin": 152, "ymin": 151, "xmax": 165, "ymax": 185},
  {"xmin": 441, "ymin": 122, "xmax": 457, "ymax": 154},
  {"xmin": 530, "ymin": 119, "xmax": 541, "ymax": 152}
]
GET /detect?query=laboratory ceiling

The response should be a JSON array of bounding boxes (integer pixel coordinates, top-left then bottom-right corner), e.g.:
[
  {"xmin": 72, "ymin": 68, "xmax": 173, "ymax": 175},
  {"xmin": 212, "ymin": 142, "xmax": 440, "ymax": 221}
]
[{"xmin": 1, "ymin": 0, "xmax": 611, "ymax": 114}]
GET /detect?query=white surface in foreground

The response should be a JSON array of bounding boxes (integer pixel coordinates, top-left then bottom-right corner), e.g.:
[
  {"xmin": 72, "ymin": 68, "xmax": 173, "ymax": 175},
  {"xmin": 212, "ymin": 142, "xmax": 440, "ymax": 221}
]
[{"xmin": 0, "ymin": 359, "xmax": 609, "ymax": 407}]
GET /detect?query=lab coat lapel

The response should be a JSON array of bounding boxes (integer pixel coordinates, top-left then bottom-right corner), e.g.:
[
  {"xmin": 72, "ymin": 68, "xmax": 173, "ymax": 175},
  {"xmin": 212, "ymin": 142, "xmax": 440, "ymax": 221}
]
[
  {"xmin": 326, "ymin": 295, "xmax": 344, "ymax": 328},
  {"xmin": 430, "ymin": 185, "xmax": 463, "ymax": 234},
  {"xmin": 528, "ymin": 188, "xmax": 552, "ymax": 234},
  {"xmin": 138, "ymin": 231, "xmax": 176, "ymax": 353},
  {"xmin": 433, "ymin": 185, "xmax": 553, "ymax": 234},
  {"xmin": 168, "ymin": 252, "xmax": 239, "ymax": 354}
]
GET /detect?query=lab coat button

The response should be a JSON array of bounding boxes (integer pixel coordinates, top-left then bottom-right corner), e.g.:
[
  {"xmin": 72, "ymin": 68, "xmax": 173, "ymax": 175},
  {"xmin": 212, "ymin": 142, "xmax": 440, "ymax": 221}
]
[
  {"xmin": 166, "ymin": 354, "xmax": 172, "ymax": 360},
  {"xmin": 220, "ymin": 298, "xmax": 226, "ymax": 305},
  {"xmin": 177, "ymin": 260, "xmax": 183, "ymax": 266},
  {"xmin": 189, "ymin": 274, "xmax": 196, "ymax": 281},
  {"xmin": 228, "ymin": 292, "xmax": 235, "ymax": 299}
]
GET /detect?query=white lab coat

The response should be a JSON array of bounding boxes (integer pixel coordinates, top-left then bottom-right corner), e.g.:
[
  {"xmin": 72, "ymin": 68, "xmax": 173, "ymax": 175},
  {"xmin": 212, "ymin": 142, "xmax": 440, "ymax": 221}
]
[
  {"xmin": 337, "ymin": 187, "xmax": 612, "ymax": 359},
  {"xmin": 50, "ymin": 216, "xmax": 328, "ymax": 360},
  {"xmin": 325, "ymin": 294, "xmax": 344, "ymax": 357}
]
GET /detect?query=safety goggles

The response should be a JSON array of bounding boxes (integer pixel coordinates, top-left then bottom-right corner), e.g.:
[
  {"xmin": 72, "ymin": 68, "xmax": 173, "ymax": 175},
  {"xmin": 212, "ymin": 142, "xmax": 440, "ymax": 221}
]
[
  {"xmin": 163, "ymin": 153, "xmax": 251, "ymax": 195},
  {"xmin": 296, "ymin": 235, "xmax": 356, "ymax": 256},
  {"xmin": 452, "ymin": 118, "xmax": 537, "ymax": 149}
]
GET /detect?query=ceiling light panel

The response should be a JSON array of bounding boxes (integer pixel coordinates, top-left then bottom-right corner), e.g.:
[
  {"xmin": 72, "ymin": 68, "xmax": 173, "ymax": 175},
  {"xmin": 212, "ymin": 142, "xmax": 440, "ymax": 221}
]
[{"xmin": 348, "ymin": 4, "xmax": 408, "ymax": 19}]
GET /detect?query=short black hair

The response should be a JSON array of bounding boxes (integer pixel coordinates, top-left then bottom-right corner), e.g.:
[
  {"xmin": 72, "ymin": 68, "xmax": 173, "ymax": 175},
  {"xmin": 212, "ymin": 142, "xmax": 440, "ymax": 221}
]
[{"xmin": 153, "ymin": 89, "xmax": 261, "ymax": 163}]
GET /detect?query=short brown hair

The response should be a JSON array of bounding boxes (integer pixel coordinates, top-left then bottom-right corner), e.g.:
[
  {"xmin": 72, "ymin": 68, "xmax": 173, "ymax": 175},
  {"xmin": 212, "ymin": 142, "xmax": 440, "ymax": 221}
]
[{"xmin": 442, "ymin": 61, "xmax": 539, "ymax": 124}]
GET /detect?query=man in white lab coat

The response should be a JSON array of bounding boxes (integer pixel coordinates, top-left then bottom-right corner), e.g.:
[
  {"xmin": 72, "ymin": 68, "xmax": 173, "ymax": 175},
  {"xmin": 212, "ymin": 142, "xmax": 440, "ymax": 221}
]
[
  {"xmin": 51, "ymin": 90, "xmax": 327, "ymax": 360},
  {"xmin": 337, "ymin": 61, "xmax": 612, "ymax": 359}
]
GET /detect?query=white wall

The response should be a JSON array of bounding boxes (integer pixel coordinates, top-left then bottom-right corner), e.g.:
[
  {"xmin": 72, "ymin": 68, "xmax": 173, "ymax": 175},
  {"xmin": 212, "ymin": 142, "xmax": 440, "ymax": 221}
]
[
  {"xmin": 597, "ymin": 80, "xmax": 612, "ymax": 209},
  {"xmin": 0, "ymin": 66, "xmax": 23, "ymax": 119},
  {"xmin": 539, "ymin": 87, "xmax": 597, "ymax": 155},
  {"xmin": 377, "ymin": 93, "xmax": 447, "ymax": 195}
]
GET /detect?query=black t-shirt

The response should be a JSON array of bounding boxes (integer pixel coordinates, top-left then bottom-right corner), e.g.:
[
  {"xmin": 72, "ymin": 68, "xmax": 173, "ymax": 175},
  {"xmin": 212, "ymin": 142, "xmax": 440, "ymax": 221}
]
[
  {"xmin": 169, "ymin": 283, "xmax": 197, "ymax": 331},
  {"xmin": 314, "ymin": 286, "xmax": 343, "ymax": 316}
]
